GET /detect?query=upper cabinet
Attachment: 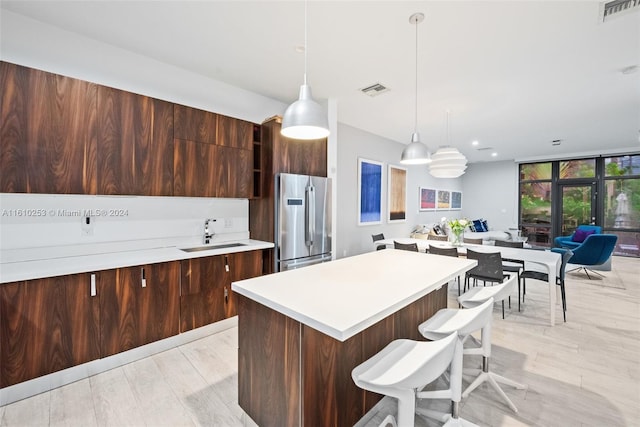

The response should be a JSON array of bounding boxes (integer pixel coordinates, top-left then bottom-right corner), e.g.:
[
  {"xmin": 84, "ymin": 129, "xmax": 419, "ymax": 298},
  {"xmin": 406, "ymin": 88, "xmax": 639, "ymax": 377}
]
[
  {"xmin": 0, "ymin": 62, "xmax": 98, "ymax": 194},
  {"xmin": 97, "ymin": 87, "xmax": 174, "ymax": 196},
  {"xmin": 173, "ymin": 103, "xmax": 253, "ymax": 198},
  {"xmin": 0, "ymin": 61, "xmax": 256, "ymax": 199}
]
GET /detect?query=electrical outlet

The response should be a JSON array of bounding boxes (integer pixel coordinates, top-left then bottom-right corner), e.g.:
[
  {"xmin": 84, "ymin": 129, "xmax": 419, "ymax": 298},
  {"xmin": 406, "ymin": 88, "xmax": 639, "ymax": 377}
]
[
  {"xmin": 81, "ymin": 216, "xmax": 94, "ymax": 236},
  {"xmin": 224, "ymin": 218, "xmax": 233, "ymax": 228}
]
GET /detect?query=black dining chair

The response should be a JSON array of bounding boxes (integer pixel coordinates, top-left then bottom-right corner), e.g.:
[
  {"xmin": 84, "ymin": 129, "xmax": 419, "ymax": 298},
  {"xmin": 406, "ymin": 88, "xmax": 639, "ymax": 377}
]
[
  {"xmin": 494, "ymin": 239, "xmax": 525, "ymax": 311},
  {"xmin": 463, "ymin": 237, "xmax": 483, "ymax": 245},
  {"xmin": 464, "ymin": 249, "xmax": 514, "ymax": 312},
  {"xmin": 372, "ymin": 233, "xmax": 386, "ymax": 250},
  {"xmin": 428, "ymin": 245, "xmax": 462, "ymax": 295},
  {"xmin": 394, "ymin": 241, "xmax": 419, "ymax": 252},
  {"xmin": 520, "ymin": 249, "xmax": 573, "ymax": 322},
  {"xmin": 427, "ymin": 234, "xmax": 448, "ymax": 242}
]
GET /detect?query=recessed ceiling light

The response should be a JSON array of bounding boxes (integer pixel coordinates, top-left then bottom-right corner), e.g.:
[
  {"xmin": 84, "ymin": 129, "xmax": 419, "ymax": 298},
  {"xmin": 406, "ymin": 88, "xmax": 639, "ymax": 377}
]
[
  {"xmin": 471, "ymin": 140, "xmax": 479, "ymax": 146},
  {"xmin": 295, "ymin": 45, "xmax": 305, "ymax": 53},
  {"xmin": 491, "ymin": 152, "xmax": 498, "ymax": 157}
]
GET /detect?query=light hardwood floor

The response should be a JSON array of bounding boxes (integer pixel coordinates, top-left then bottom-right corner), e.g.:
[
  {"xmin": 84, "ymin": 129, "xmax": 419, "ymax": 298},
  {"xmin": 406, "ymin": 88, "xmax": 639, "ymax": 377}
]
[{"xmin": 1, "ymin": 256, "xmax": 638, "ymax": 427}]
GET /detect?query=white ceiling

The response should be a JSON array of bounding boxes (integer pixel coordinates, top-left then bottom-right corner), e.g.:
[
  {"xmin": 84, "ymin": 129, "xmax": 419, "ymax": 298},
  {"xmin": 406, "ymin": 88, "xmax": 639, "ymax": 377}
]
[{"xmin": 2, "ymin": 1, "xmax": 639, "ymax": 163}]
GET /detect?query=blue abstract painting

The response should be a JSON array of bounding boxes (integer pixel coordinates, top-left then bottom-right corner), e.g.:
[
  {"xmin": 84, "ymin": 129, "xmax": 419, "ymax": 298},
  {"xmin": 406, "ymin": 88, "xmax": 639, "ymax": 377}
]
[{"xmin": 358, "ymin": 158, "xmax": 383, "ymax": 225}]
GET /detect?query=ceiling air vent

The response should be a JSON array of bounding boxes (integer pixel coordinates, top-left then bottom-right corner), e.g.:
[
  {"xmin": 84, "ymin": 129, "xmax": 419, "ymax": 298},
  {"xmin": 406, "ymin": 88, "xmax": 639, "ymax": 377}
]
[
  {"xmin": 476, "ymin": 146, "xmax": 494, "ymax": 151},
  {"xmin": 360, "ymin": 83, "xmax": 389, "ymax": 97},
  {"xmin": 601, "ymin": 0, "xmax": 640, "ymax": 22}
]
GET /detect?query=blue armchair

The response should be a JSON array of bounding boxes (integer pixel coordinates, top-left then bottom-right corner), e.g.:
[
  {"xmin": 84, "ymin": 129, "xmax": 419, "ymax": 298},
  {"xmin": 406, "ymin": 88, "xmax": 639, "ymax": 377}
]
[
  {"xmin": 554, "ymin": 225, "xmax": 602, "ymax": 249},
  {"xmin": 553, "ymin": 234, "xmax": 617, "ymax": 279}
]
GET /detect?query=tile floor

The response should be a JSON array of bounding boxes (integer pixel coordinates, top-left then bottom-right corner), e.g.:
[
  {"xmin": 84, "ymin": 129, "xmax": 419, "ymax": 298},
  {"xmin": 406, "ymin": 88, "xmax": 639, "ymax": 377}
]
[{"xmin": 0, "ymin": 256, "xmax": 638, "ymax": 427}]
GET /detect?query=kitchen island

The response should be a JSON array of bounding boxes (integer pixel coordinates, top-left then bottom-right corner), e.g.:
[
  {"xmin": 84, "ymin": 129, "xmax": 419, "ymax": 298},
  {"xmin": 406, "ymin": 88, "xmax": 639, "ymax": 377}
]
[{"xmin": 232, "ymin": 249, "xmax": 477, "ymax": 426}]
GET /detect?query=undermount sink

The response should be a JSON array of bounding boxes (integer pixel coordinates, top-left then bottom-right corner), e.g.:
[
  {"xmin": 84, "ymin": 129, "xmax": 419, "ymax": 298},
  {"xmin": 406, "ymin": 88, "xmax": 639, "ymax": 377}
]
[{"xmin": 180, "ymin": 243, "xmax": 247, "ymax": 253}]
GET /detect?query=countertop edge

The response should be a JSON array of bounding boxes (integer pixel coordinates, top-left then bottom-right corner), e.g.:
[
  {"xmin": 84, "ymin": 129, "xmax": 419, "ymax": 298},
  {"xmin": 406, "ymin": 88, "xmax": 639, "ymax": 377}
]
[{"xmin": 1, "ymin": 239, "xmax": 274, "ymax": 284}]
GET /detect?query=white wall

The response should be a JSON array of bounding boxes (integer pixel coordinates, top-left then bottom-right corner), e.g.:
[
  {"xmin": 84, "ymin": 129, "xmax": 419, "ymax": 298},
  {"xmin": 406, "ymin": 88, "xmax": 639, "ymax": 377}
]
[
  {"xmin": 336, "ymin": 124, "xmax": 463, "ymax": 258},
  {"xmin": 461, "ymin": 161, "xmax": 519, "ymax": 232}
]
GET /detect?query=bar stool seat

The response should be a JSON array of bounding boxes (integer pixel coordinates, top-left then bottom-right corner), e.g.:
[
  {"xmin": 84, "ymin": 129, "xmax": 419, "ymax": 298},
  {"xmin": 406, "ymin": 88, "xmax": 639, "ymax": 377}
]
[
  {"xmin": 352, "ymin": 332, "xmax": 476, "ymax": 427},
  {"xmin": 419, "ymin": 297, "xmax": 526, "ymax": 413}
]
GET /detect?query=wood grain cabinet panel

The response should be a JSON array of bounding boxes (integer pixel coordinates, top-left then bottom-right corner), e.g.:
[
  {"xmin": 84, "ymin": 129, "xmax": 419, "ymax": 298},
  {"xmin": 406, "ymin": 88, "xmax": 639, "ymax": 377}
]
[
  {"xmin": 173, "ymin": 104, "xmax": 218, "ymax": 144},
  {"xmin": 179, "ymin": 255, "xmax": 227, "ymax": 332},
  {"xmin": 225, "ymin": 251, "xmax": 263, "ymax": 317},
  {"xmin": 0, "ymin": 61, "xmax": 97, "ymax": 194},
  {"xmin": 97, "ymin": 87, "xmax": 173, "ymax": 196},
  {"xmin": 0, "ymin": 273, "xmax": 100, "ymax": 387},
  {"xmin": 216, "ymin": 114, "xmax": 253, "ymax": 150},
  {"xmin": 98, "ymin": 261, "xmax": 179, "ymax": 357},
  {"xmin": 174, "ymin": 139, "xmax": 252, "ymax": 198}
]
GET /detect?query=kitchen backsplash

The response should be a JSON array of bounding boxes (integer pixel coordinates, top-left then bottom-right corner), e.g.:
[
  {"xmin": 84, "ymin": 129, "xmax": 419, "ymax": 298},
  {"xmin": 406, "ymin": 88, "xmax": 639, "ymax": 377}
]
[{"xmin": 0, "ymin": 193, "xmax": 249, "ymax": 251}]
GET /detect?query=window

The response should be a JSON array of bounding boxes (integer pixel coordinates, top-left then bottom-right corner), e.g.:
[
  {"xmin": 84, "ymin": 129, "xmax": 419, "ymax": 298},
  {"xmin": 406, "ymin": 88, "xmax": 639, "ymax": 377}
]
[{"xmin": 559, "ymin": 159, "xmax": 595, "ymax": 179}]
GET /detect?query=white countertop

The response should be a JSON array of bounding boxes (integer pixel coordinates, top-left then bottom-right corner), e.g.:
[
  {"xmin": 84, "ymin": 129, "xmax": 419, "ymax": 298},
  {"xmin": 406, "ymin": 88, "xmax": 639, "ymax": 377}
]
[
  {"xmin": 232, "ymin": 250, "xmax": 477, "ymax": 342},
  {"xmin": 0, "ymin": 239, "xmax": 274, "ymax": 284}
]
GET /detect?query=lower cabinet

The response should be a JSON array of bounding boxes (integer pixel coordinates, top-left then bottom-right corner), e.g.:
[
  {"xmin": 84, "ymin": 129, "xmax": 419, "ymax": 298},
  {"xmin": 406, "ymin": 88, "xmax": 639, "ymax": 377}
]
[
  {"xmin": 98, "ymin": 262, "xmax": 180, "ymax": 357},
  {"xmin": 0, "ymin": 251, "xmax": 264, "ymax": 388},
  {"xmin": 0, "ymin": 273, "xmax": 101, "ymax": 388},
  {"xmin": 180, "ymin": 250, "xmax": 263, "ymax": 332}
]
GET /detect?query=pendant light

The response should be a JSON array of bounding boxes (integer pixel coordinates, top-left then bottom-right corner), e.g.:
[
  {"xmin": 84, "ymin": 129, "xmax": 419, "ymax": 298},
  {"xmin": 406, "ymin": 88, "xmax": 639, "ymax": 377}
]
[
  {"xmin": 429, "ymin": 111, "xmax": 468, "ymax": 178},
  {"xmin": 400, "ymin": 12, "xmax": 431, "ymax": 165},
  {"xmin": 281, "ymin": 0, "xmax": 330, "ymax": 140}
]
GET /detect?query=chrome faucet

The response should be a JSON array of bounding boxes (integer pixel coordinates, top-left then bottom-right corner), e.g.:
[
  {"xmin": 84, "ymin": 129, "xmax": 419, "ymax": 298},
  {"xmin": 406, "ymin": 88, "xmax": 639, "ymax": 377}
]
[{"xmin": 204, "ymin": 218, "xmax": 216, "ymax": 244}]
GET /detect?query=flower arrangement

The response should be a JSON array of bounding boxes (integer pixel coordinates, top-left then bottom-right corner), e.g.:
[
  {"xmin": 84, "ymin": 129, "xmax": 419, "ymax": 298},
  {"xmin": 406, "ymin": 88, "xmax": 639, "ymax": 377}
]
[
  {"xmin": 447, "ymin": 218, "xmax": 470, "ymax": 234},
  {"xmin": 447, "ymin": 218, "xmax": 469, "ymax": 245}
]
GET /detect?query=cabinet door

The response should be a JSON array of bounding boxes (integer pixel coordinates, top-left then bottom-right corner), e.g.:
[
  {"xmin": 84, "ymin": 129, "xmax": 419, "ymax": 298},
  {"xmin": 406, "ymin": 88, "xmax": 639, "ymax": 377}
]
[
  {"xmin": 215, "ymin": 145, "xmax": 252, "ymax": 198},
  {"xmin": 217, "ymin": 115, "xmax": 253, "ymax": 150},
  {"xmin": 174, "ymin": 104, "xmax": 218, "ymax": 144},
  {"xmin": 180, "ymin": 256, "xmax": 227, "ymax": 332},
  {"xmin": 99, "ymin": 262, "xmax": 179, "ymax": 357},
  {"xmin": 173, "ymin": 139, "xmax": 218, "ymax": 197},
  {"xmin": 97, "ymin": 87, "xmax": 173, "ymax": 195},
  {"xmin": 0, "ymin": 61, "xmax": 98, "ymax": 194},
  {"xmin": 0, "ymin": 273, "xmax": 100, "ymax": 387},
  {"xmin": 174, "ymin": 140, "xmax": 252, "ymax": 198},
  {"xmin": 225, "ymin": 251, "xmax": 264, "ymax": 317}
]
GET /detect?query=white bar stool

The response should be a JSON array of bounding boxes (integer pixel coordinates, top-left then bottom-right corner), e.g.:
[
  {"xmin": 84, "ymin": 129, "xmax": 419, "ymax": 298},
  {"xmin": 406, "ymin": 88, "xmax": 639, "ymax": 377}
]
[
  {"xmin": 351, "ymin": 332, "xmax": 476, "ymax": 427},
  {"xmin": 418, "ymin": 295, "xmax": 526, "ymax": 413}
]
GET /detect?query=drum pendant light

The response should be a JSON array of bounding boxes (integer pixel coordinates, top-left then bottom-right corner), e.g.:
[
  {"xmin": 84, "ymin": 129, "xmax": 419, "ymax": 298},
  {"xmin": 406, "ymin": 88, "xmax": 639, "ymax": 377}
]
[
  {"xmin": 400, "ymin": 12, "xmax": 431, "ymax": 165},
  {"xmin": 429, "ymin": 111, "xmax": 468, "ymax": 178},
  {"xmin": 281, "ymin": 0, "xmax": 330, "ymax": 140}
]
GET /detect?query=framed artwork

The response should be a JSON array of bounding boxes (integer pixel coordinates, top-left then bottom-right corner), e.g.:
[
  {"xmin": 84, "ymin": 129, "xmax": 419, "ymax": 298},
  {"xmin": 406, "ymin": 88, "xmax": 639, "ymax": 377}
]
[
  {"xmin": 437, "ymin": 190, "xmax": 451, "ymax": 210},
  {"xmin": 358, "ymin": 158, "xmax": 383, "ymax": 225},
  {"xmin": 451, "ymin": 191, "xmax": 462, "ymax": 210},
  {"xmin": 388, "ymin": 165, "xmax": 407, "ymax": 222},
  {"xmin": 419, "ymin": 187, "xmax": 437, "ymax": 211}
]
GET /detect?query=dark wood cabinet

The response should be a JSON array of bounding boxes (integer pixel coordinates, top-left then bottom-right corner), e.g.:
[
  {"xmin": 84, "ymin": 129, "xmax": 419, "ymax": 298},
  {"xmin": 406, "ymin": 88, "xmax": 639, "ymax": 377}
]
[
  {"xmin": 173, "ymin": 104, "xmax": 218, "ymax": 144},
  {"xmin": 97, "ymin": 87, "xmax": 173, "ymax": 196},
  {"xmin": 0, "ymin": 61, "xmax": 98, "ymax": 194},
  {"xmin": 217, "ymin": 114, "xmax": 253, "ymax": 150},
  {"xmin": 0, "ymin": 273, "xmax": 100, "ymax": 387},
  {"xmin": 249, "ymin": 116, "xmax": 327, "ymax": 251},
  {"xmin": 180, "ymin": 250, "xmax": 263, "ymax": 331},
  {"xmin": 173, "ymin": 139, "xmax": 252, "ymax": 198},
  {"xmin": 98, "ymin": 261, "xmax": 180, "ymax": 357}
]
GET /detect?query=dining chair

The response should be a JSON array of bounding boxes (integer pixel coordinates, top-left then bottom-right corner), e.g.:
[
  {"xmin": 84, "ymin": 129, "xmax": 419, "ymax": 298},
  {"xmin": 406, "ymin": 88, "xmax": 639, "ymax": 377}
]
[
  {"xmin": 494, "ymin": 239, "xmax": 525, "ymax": 311},
  {"xmin": 464, "ymin": 249, "xmax": 513, "ymax": 309},
  {"xmin": 463, "ymin": 237, "xmax": 483, "ymax": 245},
  {"xmin": 427, "ymin": 234, "xmax": 448, "ymax": 242},
  {"xmin": 394, "ymin": 241, "xmax": 419, "ymax": 252},
  {"xmin": 428, "ymin": 245, "xmax": 462, "ymax": 295},
  {"xmin": 520, "ymin": 249, "xmax": 573, "ymax": 322},
  {"xmin": 372, "ymin": 233, "xmax": 386, "ymax": 250}
]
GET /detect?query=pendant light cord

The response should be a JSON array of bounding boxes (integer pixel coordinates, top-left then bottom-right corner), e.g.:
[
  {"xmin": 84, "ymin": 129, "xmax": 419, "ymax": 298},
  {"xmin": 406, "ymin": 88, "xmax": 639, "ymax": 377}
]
[
  {"xmin": 303, "ymin": 0, "xmax": 308, "ymax": 85},
  {"xmin": 414, "ymin": 15, "xmax": 418, "ymax": 134}
]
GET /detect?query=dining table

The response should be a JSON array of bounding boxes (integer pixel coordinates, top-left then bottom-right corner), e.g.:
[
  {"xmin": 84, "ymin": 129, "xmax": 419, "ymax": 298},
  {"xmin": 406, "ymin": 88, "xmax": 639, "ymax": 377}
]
[{"xmin": 379, "ymin": 237, "xmax": 563, "ymax": 326}]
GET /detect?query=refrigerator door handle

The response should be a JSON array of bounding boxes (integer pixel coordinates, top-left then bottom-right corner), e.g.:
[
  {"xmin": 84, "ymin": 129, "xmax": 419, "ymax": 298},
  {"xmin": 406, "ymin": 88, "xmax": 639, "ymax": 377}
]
[{"xmin": 305, "ymin": 184, "xmax": 315, "ymax": 247}]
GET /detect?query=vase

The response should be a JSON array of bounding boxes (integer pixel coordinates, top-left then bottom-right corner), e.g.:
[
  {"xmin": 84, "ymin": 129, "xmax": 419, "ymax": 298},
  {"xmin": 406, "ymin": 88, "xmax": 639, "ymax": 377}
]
[{"xmin": 452, "ymin": 229, "xmax": 463, "ymax": 246}]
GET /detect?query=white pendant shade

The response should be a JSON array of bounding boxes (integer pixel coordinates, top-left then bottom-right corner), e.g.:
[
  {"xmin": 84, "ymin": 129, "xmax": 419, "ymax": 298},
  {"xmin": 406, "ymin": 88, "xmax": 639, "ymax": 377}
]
[
  {"xmin": 401, "ymin": 132, "xmax": 432, "ymax": 165},
  {"xmin": 281, "ymin": 84, "xmax": 330, "ymax": 140},
  {"xmin": 429, "ymin": 147, "xmax": 468, "ymax": 178}
]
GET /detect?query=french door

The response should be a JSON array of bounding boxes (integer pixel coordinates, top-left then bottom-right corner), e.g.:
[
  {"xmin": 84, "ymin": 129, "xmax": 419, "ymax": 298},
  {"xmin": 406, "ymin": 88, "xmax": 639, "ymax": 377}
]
[{"xmin": 557, "ymin": 182, "xmax": 597, "ymax": 237}]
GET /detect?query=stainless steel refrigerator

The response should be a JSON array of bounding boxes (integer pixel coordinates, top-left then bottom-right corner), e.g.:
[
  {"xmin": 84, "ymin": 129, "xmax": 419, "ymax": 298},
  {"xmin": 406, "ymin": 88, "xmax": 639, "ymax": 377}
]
[{"xmin": 275, "ymin": 173, "xmax": 332, "ymax": 272}]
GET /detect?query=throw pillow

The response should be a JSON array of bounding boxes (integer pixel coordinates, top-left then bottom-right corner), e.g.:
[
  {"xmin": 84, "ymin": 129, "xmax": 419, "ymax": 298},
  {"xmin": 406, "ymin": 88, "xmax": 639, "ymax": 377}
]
[
  {"xmin": 471, "ymin": 219, "xmax": 489, "ymax": 233},
  {"xmin": 481, "ymin": 219, "xmax": 489, "ymax": 232},
  {"xmin": 571, "ymin": 228, "xmax": 595, "ymax": 243}
]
